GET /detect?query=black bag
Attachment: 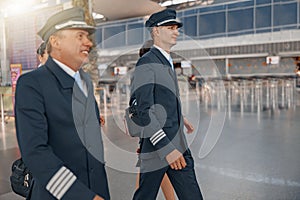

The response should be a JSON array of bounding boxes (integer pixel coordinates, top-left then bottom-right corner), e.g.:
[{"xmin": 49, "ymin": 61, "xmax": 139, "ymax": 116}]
[
  {"xmin": 124, "ymin": 99, "xmax": 143, "ymax": 137},
  {"xmin": 10, "ymin": 158, "xmax": 34, "ymax": 198}
]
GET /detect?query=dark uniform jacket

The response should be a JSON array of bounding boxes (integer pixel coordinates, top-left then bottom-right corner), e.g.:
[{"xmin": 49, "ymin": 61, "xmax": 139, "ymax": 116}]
[
  {"xmin": 15, "ymin": 57, "xmax": 110, "ymax": 200},
  {"xmin": 130, "ymin": 47, "xmax": 189, "ymax": 172}
]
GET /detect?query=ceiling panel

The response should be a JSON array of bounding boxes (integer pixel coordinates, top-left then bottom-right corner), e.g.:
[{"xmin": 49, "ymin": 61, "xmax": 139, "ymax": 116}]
[{"xmin": 93, "ymin": 0, "xmax": 165, "ymax": 20}]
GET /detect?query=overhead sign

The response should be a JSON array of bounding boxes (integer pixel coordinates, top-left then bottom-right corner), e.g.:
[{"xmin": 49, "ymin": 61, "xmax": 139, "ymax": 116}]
[
  {"xmin": 114, "ymin": 66, "xmax": 127, "ymax": 75},
  {"xmin": 266, "ymin": 56, "xmax": 280, "ymax": 64},
  {"xmin": 181, "ymin": 60, "xmax": 192, "ymax": 68}
]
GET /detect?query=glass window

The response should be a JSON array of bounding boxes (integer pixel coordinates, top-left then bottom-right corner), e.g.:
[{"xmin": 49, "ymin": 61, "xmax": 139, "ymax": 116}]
[
  {"xmin": 228, "ymin": 8, "xmax": 253, "ymax": 32},
  {"xmin": 184, "ymin": 9, "xmax": 197, "ymax": 16},
  {"xmin": 256, "ymin": 6, "xmax": 271, "ymax": 28},
  {"xmin": 273, "ymin": 25, "xmax": 297, "ymax": 31},
  {"xmin": 199, "ymin": 12, "xmax": 226, "ymax": 36},
  {"xmin": 215, "ymin": 59, "xmax": 226, "ymax": 75},
  {"xmin": 256, "ymin": 0, "xmax": 271, "ymax": 5},
  {"xmin": 256, "ymin": 28, "xmax": 272, "ymax": 34},
  {"xmin": 144, "ymin": 28, "xmax": 151, "ymax": 41},
  {"xmin": 95, "ymin": 28, "xmax": 102, "ymax": 46},
  {"xmin": 198, "ymin": 5, "xmax": 226, "ymax": 13},
  {"xmin": 227, "ymin": 1, "xmax": 254, "ymax": 9},
  {"xmin": 274, "ymin": 3, "xmax": 297, "ymax": 26},
  {"xmin": 177, "ymin": 11, "xmax": 183, "ymax": 18},
  {"xmin": 299, "ymin": 2, "xmax": 300, "ymax": 24},
  {"xmin": 274, "ymin": 0, "xmax": 295, "ymax": 2},
  {"xmin": 127, "ymin": 23, "xmax": 144, "ymax": 45},
  {"xmin": 103, "ymin": 25, "xmax": 126, "ymax": 48},
  {"xmin": 183, "ymin": 15, "xmax": 197, "ymax": 37}
]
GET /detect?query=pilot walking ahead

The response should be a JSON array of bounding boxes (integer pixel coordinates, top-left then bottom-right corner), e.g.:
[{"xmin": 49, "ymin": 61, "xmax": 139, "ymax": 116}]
[{"xmin": 131, "ymin": 9, "xmax": 203, "ymax": 200}]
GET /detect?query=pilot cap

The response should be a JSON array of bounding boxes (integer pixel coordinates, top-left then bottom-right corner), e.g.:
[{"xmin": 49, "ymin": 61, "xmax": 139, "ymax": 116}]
[
  {"xmin": 38, "ymin": 7, "xmax": 95, "ymax": 41},
  {"xmin": 145, "ymin": 9, "xmax": 182, "ymax": 28}
]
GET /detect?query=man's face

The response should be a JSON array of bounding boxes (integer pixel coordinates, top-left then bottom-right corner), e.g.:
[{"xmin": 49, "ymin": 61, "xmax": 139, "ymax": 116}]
[
  {"xmin": 53, "ymin": 29, "xmax": 93, "ymax": 71},
  {"xmin": 155, "ymin": 25, "xmax": 180, "ymax": 49}
]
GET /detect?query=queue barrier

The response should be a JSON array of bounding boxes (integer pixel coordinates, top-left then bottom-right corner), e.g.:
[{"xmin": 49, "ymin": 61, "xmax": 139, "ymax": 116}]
[
  {"xmin": 195, "ymin": 76, "xmax": 297, "ymax": 112},
  {"xmin": 0, "ymin": 93, "xmax": 14, "ymax": 126}
]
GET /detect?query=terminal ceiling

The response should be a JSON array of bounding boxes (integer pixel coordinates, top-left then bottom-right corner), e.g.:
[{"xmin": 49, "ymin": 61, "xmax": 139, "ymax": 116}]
[
  {"xmin": 93, "ymin": 0, "xmax": 165, "ymax": 20},
  {"xmin": 93, "ymin": 0, "xmax": 224, "ymax": 20}
]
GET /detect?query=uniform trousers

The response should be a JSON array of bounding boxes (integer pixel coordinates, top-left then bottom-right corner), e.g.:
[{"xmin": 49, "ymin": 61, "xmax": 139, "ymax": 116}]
[{"xmin": 133, "ymin": 150, "xmax": 203, "ymax": 200}]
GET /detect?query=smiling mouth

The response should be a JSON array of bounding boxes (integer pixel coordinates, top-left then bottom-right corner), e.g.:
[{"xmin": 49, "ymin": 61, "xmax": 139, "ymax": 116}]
[{"xmin": 81, "ymin": 50, "xmax": 89, "ymax": 55}]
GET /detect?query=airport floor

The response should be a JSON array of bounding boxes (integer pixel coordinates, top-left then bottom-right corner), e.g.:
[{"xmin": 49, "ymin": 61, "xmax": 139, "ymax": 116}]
[{"xmin": 0, "ymin": 88, "xmax": 300, "ymax": 200}]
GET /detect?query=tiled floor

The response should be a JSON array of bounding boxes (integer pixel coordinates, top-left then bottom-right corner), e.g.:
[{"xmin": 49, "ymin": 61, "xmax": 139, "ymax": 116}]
[{"xmin": 1, "ymin": 88, "xmax": 300, "ymax": 200}]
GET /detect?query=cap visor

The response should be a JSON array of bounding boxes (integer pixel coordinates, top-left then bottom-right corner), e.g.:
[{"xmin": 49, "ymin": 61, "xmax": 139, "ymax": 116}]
[
  {"xmin": 67, "ymin": 25, "xmax": 96, "ymax": 34},
  {"xmin": 159, "ymin": 21, "xmax": 183, "ymax": 28}
]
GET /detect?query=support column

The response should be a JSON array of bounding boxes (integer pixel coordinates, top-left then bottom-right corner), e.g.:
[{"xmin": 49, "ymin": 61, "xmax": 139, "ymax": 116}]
[
  {"xmin": 0, "ymin": 16, "xmax": 9, "ymax": 86},
  {"xmin": 72, "ymin": 0, "xmax": 95, "ymax": 26}
]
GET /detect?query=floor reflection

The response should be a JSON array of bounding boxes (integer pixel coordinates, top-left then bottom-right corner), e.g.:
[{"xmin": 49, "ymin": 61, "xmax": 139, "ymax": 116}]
[{"xmin": 0, "ymin": 78, "xmax": 299, "ymax": 199}]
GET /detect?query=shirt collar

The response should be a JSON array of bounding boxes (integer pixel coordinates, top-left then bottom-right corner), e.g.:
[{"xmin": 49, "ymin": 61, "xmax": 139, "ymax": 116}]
[
  {"xmin": 153, "ymin": 45, "xmax": 171, "ymax": 61},
  {"xmin": 52, "ymin": 58, "xmax": 76, "ymax": 78}
]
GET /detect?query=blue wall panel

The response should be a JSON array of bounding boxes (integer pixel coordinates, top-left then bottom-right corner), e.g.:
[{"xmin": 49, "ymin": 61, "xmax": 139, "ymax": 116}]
[
  {"xmin": 127, "ymin": 23, "xmax": 144, "ymax": 45},
  {"xmin": 103, "ymin": 25, "xmax": 126, "ymax": 48},
  {"xmin": 199, "ymin": 12, "xmax": 226, "ymax": 36},
  {"xmin": 256, "ymin": 5, "xmax": 271, "ymax": 28},
  {"xmin": 256, "ymin": 0, "xmax": 272, "ymax": 5},
  {"xmin": 228, "ymin": 8, "xmax": 253, "ymax": 32},
  {"xmin": 183, "ymin": 15, "xmax": 197, "ymax": 37},
  {"xmin": 273, "ymin": 3, "xmax": 297, "ymax": 26},
  {"xmin": 82, "ymin": 1, "xmax": 300, "ymax": 49},
  {"xmin": 95, "ymin": 28, "xmax": 102, "ymax": 46}
]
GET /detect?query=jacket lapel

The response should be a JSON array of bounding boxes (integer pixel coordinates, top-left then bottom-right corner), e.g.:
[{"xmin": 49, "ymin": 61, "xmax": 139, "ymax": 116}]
[
  {"xmin": 73, "ymin": 83, "xmax": 87, "ymax": 105},
  {"xmin": 46, "ymin": 57, "xmax": 87, "ymax": 105},
  {"xmin": 151, "ymin": 48, "xmax": 172, "ymax": 69},
  {"xmin": 73, "ymin": 69, "xmax": 89, "ymax": 105},
  {"xmin": 151, "ymin": 47, "xmax": 177, "ymax": 81},
  {"xmin": 154, "ymin": 49, "xmax": 182, "ymax": 122},
  {"xmin": 45, "ymin": 57, "xmax": 74, "ymax": 90},
  {"xmin": 80, "ymin": 69, "xmax": 92, "ymax": 97}
]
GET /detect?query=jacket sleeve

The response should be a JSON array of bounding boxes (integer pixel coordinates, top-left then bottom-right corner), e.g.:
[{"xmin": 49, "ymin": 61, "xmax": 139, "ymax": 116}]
[
  {"xmin": 14, "ymin": 74, "xmax": 96, "ymax": 200},
  {"xmin": 132, "ymin": 61, "xmax": 176, "ymax": 160}
]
